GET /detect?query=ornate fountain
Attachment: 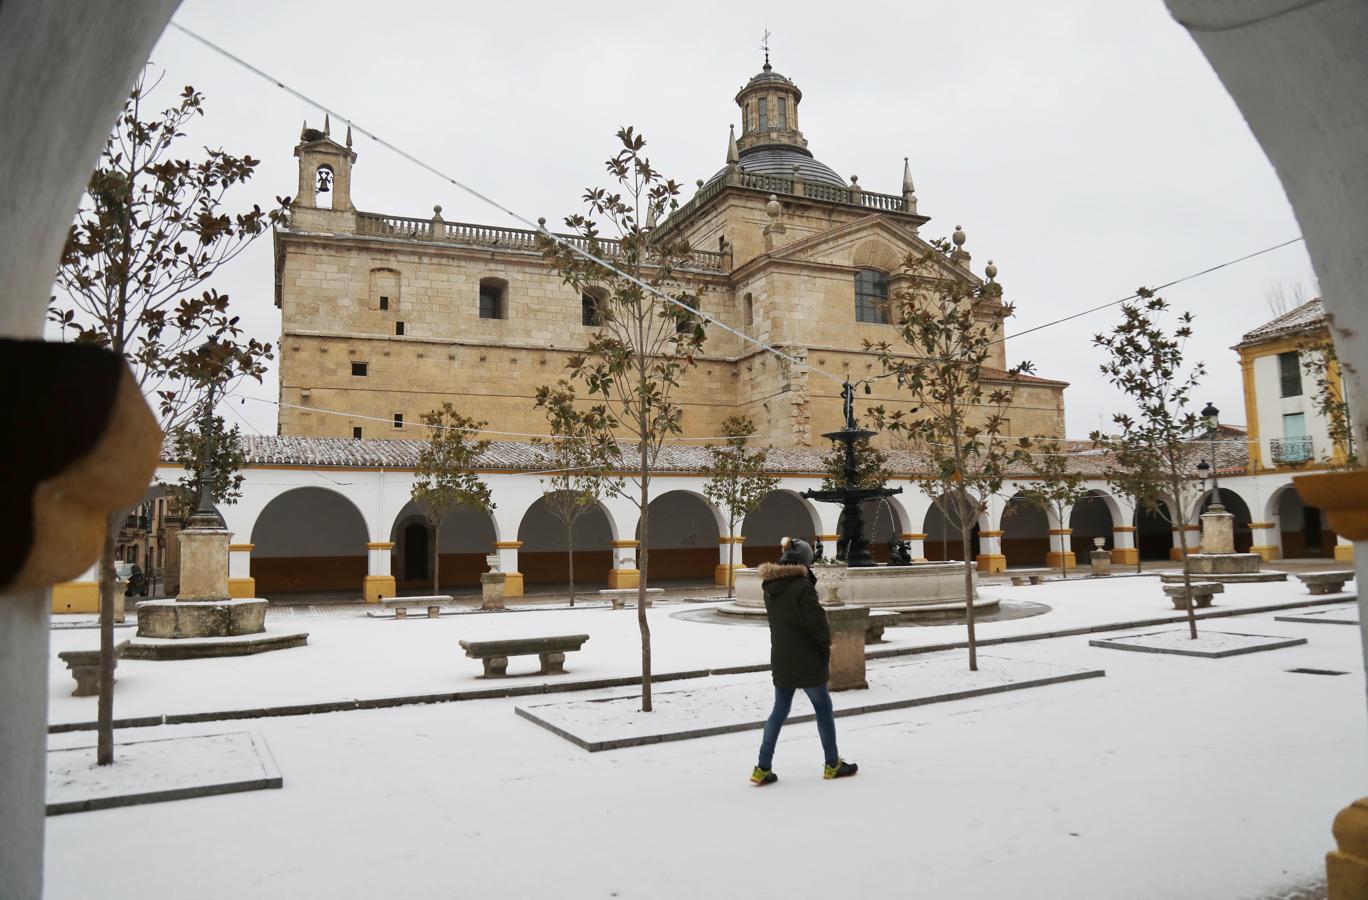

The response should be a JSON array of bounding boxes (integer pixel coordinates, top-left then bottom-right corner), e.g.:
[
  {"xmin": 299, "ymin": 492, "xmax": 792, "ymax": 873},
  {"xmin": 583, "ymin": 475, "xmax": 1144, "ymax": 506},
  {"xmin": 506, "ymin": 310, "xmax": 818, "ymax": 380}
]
[{"xmin": 719, "ymin": 381, "xmax": 998, "ymax": 621}]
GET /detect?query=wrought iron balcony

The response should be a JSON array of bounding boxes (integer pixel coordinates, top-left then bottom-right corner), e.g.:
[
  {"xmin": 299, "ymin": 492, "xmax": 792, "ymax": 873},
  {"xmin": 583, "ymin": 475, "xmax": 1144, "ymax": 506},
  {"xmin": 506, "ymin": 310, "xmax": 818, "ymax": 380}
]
[{"xmin": 1270, "ymin": 435, "xmax": 1314, "ymax": 465}]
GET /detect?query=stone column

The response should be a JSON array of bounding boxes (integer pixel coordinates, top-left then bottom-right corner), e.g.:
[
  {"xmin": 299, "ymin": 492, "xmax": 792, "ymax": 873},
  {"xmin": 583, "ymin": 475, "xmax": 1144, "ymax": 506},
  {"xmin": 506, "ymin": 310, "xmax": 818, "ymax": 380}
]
[
  {"xmin": 818, "ymin": 532, "xmax": 840, "ymax": 563},
  {"xmin": 825, "ymin": 605, "xmax": 869, "ymax": 691},
  {"xmin": 1249, "ymin": 521, "xmax": 1282, "ymax": 562},
  {"xmin": 1336, "ymin": 534, "xmax": 1355, "ymax": 563},
  {"xmin": 177, "ymin": 526, "xmax": 231, "ymax": 601},
  {"xmin": 51, "ymin": 563, "xmax": 99, "ymax": 614},
  {"xmin": 363, "ymin": 541, "xmax": 396, "ymax": 603},
  {"xmin": 904, "ymin": 532, "xmax": 927, "ymax": 563},
  {"xmin": 1046, "ymin": 528, "xmax": 1077, "ymax": 570},
  {"xmin": 227, "ymin": 543, "xmax": 255, "ymax": 598},
  {"xmin": 1170, "ymin": 525, "xmax": 1200, "ymax": 561},
  {"xmin": 494, "ymin": 541, "xmax": 524, "ymax": 597},
  {"xmin": 977, "ymin": 530, "xmax": 1006, "ymax": 573},
  {"xmin": 1200, "ymin": 508, "xmax": 1236, "ymax": 555},
  {"xmin": 608, "ymin": 539, "xmax": 640, "ymax": 589},
  {"xmin": 715, "ymin": 536, "xmax": 745, "ymax": 587},
  {"xmin": 1111, "ymin": 525, "xmax": 1139, "ymax": 565}
]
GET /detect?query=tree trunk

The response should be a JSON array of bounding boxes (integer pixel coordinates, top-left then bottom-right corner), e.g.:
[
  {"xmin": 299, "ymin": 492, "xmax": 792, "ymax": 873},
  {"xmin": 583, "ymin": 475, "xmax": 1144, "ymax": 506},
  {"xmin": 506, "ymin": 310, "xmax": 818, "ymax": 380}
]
[
  {"xmin": 1057, "ymin": 503, "xmax": 1069, "ymax": 583},
  {"xmin": 638, "ymin": 445, "xmax": 653, "ymax": 713},
  {"xmin": 1171, "ymin": 478, "xmax": 1198, "ymax": 640},
  {"xmin": 97, "ymin": 509, "xmax": 121, "ymax": 765},
  {"xmin": 432, "ymin": 519, "xmax": 441, "ymax": 596},
  {"xmin": 958, "ymin": 487, "xmax": 978, "ymax": 672},
  {"xmin": 726, "ymin": 520, "xmax": 735, "ymax": 599},
  {"xmin": 567, "ymin": 519, "xmax": 576, "ymax": 607}
]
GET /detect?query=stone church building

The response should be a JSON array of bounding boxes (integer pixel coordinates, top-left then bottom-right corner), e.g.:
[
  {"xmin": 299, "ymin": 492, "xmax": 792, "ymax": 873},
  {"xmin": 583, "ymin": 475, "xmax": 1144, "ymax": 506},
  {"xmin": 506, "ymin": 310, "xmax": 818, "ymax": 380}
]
[{"xmin": 273, "ymin": 60, "xmax": 1068, "ymax": 448}]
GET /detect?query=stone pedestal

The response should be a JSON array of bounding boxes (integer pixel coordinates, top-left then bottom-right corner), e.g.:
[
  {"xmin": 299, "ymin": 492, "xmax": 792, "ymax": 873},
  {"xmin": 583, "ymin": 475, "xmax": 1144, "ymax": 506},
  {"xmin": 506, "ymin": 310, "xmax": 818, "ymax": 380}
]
[
  {"xmin": 1200, "ymin": 508, "xmax": 1236, "ymax": 554},
  {"xmin": 825, "ymin": 605, "xmax": 869, "ymax": 692},
  {"xmin": 177, "ymin": 527, "xmax": 231, "ymax": 601},
  {"xmin": 481, "ymin": 572, "xmax": 507, "ymax": 610},
  {"xmin": 1090, "ymin": 549, "xmax": 1112, "ymax": 577}
]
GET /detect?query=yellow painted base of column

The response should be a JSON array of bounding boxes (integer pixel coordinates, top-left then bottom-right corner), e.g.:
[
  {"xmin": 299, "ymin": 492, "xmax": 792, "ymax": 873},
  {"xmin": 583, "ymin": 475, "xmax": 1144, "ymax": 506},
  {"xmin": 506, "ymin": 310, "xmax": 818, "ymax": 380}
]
[
  {"xmin": 1169, "ymin": 547, "xmax": 1196, "ymax": 561},
  {"xmin": 1250, "ymin": 545, "xmax": 1282, "ymax": 563},
  {"xmin": 363, "ymin": 575, "xmax": 397, "ymax": 603},
  {"xmin": 976, "ymin": 553, "xmax": 1006, "ymax": 573},
  {"xmin": 1335, "ymin": 544, "xmax": 1355, "ymax": 562},
  {"xmin": 1110, "ymin": 547, "xmax": 1139, "ymax": 565},
  {"xmin": 503, "ymin": 572, "xmax": 524, "ymax": 598},
  {"xmin": 52, "ymin": 581, "xmax": 99, "ymax": 614},
  {"xmin": 1045, "ymin": 552, "xmax": 1078, "ymax": 569},
  {"xmin": 714, "ymin": 564, "xmax": 744, "ymax": 587},
  {"xmin": 227, "ymin": 577, "xmax": 256, "ymax": 599},
  {"xmin": 1328, "ymin": 797, "xmax": 1368, "ymax": 900},
  {"xmin": 608, "ymin": 568, "xmax": 640, "ymax": 589}
]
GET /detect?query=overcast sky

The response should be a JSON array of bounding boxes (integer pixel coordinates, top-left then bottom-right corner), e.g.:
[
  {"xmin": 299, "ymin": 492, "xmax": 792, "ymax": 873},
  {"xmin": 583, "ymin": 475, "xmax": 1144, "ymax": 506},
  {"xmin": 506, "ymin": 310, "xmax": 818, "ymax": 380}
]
[{"xmin": 123, "ymin": 0, "xmax": 1315, "ymax": 441}]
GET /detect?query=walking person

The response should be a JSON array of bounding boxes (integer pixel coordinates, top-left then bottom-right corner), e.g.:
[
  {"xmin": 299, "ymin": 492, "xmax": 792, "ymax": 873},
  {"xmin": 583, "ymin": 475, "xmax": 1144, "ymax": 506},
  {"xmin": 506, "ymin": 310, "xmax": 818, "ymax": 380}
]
[{"xmin": 751, "ymin": 537, "xmax": 858, "ymax": 786}]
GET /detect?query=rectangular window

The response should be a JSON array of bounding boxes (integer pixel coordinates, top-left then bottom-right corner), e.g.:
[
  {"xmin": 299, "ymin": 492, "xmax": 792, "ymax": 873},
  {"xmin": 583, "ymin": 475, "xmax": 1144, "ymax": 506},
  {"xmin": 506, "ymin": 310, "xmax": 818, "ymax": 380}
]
[
  {"xmin": 395, "ymin": 321, "xmax": 405, "ymax": 336},
  {"xmin": 854, "ymin": 269, "xmax": 890, "ymax": 325},
  {"xmin": 393, "ymin": 413, "xmax": 403, "ymax": 429},
  {"xmin": 479, "ymin": 284, "xmax": 503, "ymax": 319},
  {"xmin": 758, "ymin": 97, "xmax": 769, "ymax": 131},
  {"xmin": 777, "ymin": 97, "xmax": 788, "ymax": 129},
  {"xmin": 351, "ymin": 361, "xmax": 368, "ymax": 376},
  {"xmin": 352, "ymin": 426, "xmax": 363, "ymax": 440},
  {"xmin": 1278, "ymin": 350, "xmax": 1302, "ymax": 397},
  {"xmin": 379, "ymin": 296, "xmax": 389, "ymax": 310}
]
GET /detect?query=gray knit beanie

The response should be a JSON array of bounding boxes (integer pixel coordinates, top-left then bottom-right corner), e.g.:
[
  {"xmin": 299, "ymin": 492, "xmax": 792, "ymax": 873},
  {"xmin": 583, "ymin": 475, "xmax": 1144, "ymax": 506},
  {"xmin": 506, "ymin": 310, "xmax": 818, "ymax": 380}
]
[{"xmin": 779, "ymin": 537, "xmax": 814, "ymax": 567}]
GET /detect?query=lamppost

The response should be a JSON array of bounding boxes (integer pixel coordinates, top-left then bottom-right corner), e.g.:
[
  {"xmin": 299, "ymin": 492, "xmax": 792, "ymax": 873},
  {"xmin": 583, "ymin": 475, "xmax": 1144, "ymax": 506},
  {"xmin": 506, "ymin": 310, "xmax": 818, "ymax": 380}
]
[{"xmin": 1200, "ymin": 401, "xmax": 1223, "ymax": 511}]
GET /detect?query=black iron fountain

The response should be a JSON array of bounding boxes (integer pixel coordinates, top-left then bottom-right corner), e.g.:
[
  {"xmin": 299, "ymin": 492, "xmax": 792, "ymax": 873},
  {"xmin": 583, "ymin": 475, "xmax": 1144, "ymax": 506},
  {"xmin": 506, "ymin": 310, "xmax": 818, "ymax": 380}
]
[{"xmin": 799, "ymin": 380, "xmax": 902, "ymax": 567}]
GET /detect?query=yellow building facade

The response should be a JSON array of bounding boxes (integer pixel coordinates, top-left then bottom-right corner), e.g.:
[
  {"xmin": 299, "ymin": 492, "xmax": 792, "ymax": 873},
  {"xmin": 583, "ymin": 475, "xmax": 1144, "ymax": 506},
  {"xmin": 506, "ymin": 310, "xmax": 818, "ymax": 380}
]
[{"xmin": 273, "ymin": 62, "xmax": 1067, "ymax": 449}]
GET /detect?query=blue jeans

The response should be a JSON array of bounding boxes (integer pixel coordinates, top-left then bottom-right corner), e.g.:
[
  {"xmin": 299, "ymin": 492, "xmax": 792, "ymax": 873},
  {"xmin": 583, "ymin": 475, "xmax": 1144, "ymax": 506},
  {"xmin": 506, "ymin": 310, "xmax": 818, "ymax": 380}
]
[{"xmin": 757, "ymin": 685, "xmax": 839, "ymax": 770}]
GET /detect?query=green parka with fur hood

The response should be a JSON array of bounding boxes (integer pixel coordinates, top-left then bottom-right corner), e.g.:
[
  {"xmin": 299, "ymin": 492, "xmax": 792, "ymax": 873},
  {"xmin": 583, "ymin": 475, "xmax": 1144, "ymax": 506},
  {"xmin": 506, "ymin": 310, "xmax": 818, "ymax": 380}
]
[{"xmin": 758, "ymin": 562, "xmax": 831, "ymax": 688}]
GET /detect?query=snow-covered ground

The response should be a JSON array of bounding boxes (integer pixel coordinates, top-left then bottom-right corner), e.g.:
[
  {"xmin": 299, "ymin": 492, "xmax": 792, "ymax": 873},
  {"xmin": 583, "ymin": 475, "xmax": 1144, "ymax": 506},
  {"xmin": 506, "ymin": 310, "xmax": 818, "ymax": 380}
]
[
  {"xmin": 46, "ymin": 575, "xmax": 1353, "ymax": 726},
  {"xmin": 42, "ymin": 576, "xmax": 1368, "ymax": 899}
]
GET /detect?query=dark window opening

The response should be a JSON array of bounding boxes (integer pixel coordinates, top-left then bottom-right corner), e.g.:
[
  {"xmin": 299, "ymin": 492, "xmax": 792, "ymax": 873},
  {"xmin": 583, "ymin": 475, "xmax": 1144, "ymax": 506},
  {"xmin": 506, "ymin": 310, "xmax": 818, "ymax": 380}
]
[
  {"xmin": 393, "ymin": 413, "xmax": 403, "ymax": 429},
  {"xmin": 396, "ymin": 321, "xmax": 405, "ymax": 336},
  {"xmin": 777, "ymin": 97, "xmax": 788, "ymax": 129},
  {"xmin": 855, "ymin": 269, "xmax": 890, "ymax": 324},
  {"xmin": 1279, "ymin": 350, "xmax": 1303, "ymax": 397},
  {"xmin": 351, "ymin": 362, "xmax": 368, "ymax": 377},
  {"xmin": 352, "ymin": 426, "xmax": 362, "ymax": 440},
  {"xmin": 479, "ymin": 279, "xmax": 507, "ymax": 320},
  {"xmin": 758, "ymin": 97, "xmax": 769, "ymax": 131},
  {"xmin": 582, "ymin": 292, "xmax": 602, "ymax": 327},
  {"xmin": 379, "ymin": 296, "xmax": 389, "ymax": 310}
]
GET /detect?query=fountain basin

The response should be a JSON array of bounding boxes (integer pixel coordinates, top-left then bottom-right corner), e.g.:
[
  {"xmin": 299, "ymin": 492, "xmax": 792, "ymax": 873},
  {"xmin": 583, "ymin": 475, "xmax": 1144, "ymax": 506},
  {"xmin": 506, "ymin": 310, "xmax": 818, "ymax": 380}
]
[{"xmin": 721, "ymin": 562, "xmax": 998, "ymax": 621}]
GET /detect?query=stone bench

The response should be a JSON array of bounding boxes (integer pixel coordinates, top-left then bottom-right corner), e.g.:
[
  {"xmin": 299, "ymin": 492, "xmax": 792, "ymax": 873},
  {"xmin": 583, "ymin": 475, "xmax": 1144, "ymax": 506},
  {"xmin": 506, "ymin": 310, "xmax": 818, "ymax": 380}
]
[
  {"xmin": 381, "ymin": 595, "xmax": 461, "ymax": 619},
  {"xmin": 458, "ymin": 634, "xmax": 590, "ymax": 677},
  {"xmin": 598, "ymin": 588, "xmax": 662, "ymax": 610},
  {"xmin": 1297, "ymin": 571, "xmax": 1355, "ymax": 595},
  {"xmin": 1009, "ymin": 569, "xmax": 1054, "ymax": 586},
  {"xmin": 865, "ymin": 610, "xmax": 901, "ymax": 645},
  {"xmin": 57, "ymin": 639, "xmax": 130, "ymax": 696},
  {"xmin": 1162, "ymin": 581, "xmax": 1225, "ymax": 610}
]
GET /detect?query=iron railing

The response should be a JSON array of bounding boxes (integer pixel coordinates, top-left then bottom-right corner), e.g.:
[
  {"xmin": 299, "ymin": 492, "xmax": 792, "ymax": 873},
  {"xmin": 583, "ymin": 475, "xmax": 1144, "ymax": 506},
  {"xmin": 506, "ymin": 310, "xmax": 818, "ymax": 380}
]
[{"xmin": 1270, "ymin": 435, "xmax": 1314, "ymax": 464}]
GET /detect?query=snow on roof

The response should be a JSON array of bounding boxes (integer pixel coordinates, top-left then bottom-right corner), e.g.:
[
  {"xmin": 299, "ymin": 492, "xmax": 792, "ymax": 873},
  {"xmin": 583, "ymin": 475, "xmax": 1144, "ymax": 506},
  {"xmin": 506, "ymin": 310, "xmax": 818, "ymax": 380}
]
[{"xmin": 1236, "ymin": 298, "xmax": 1326, "ymax": 348}]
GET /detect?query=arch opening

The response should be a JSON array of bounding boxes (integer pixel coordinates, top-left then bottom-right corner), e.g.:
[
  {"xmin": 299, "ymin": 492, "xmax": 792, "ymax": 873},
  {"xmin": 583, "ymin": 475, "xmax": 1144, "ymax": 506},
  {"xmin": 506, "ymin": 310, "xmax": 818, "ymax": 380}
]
[
  {"xmin": 390, "ymin": 500, "xmax": 497, "ymax": 591},
  {"xmin": 517, "ymin": 494, "xmax": 615, "ymax": 587},
  {"xmin": 741, "ymin": 490, "xmax": 821, "ymax": 566},
  {"xmin": 635, "ymin": 491, "xmax": 722, "ymax": 583},
  {"xmin": 250, "ymin": 487, "xmax": 367, "ymax": 594}
]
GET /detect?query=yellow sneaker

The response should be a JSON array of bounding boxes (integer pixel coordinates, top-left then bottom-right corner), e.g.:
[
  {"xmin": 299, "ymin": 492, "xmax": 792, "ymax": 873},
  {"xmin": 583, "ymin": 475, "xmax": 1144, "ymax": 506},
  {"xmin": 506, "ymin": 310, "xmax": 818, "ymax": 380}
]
[{"xmin": 750, "ymin": 766, "xmax": 778, "ymax": 786}]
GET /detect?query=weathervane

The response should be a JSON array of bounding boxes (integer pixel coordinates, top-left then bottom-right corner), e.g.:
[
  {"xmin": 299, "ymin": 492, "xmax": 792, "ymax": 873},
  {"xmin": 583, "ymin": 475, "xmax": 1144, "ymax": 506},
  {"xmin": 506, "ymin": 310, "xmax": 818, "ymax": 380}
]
[{"xmin": 760, "ymin": 28, "xmax": 771, "ymax": 67}]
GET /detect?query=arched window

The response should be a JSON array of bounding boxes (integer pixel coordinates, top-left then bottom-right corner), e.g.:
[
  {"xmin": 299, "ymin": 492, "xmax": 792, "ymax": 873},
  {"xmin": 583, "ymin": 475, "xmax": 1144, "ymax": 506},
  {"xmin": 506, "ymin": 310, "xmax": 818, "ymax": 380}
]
[
  {"xmin": 315, "ymin": 165, "xmax": 334, "ymax": 209},
  {"xmin": 854, "ymin": 269, "xmax": 889, "ymax": 324},
  {"xmin": 743, "ymin": 292, "xmax": 754, "ymax": 327},
  {"xmin": 479, "ymin": 277, "xmax": 508, "ymax": 320}
]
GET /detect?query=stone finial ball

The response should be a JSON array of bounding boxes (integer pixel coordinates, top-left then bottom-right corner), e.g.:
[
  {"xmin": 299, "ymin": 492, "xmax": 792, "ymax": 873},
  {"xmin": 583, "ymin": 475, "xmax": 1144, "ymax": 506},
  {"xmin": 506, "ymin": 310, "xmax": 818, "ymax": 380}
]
[
  {"xmin": 697, "ymin": 179, "xmax": 705, "ymax": 187},
  {"xmin": 537, "ymin": 217, "xmax": 546, "ymax": 227},
  {"xmin": 850, "ymin": 174, "xmax": 859, "ymax": 184},
  {"xmin": 433, "ymin": 204, "xmax": 442, "ymax": 215},
  {"xmin": 766, "ymin": 195, "xmax": 782, "ymax": 218},
  {"xmin": 953, "ymin": 225, "xmax": 966, "ymax": 247},
  {"xmin": 985, "ymin": 259, "xmax": 998, "ymax": 279}
]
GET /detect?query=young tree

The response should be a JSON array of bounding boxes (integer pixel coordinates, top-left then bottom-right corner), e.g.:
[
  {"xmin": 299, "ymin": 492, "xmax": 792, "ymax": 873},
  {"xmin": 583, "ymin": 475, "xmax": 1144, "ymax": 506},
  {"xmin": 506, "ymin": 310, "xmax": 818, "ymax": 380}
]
[
  {"xmin": 702, "ymin": 416, "xmax": 779, "ymax": 598},
  {"xmin": 868, "ymin": 242, "xmax": 1032, "ymax": 671},
  {"xmin": 1022, "ymin": 440, "xmax": 1089, "ymax": 581},
  {"xmin": 1303, "ymin": 338, "xmax": 1357, "ymax": 468},
  {"xmin": 538, "ymin": 127, "xmax": 707, "ymax": 712},
  {"xmin": 411, "ymin": 404, "xmax": 495, "ymax": 595},
  {"xmin": 1091, "ymin": 290, "xmax": 1207, "ymax": 638},
  {"xmin": 534, "ymin": 381, "xmax": 622, "ymax": 606},
  {"xmin": 49, "ymin": 72, "xmax": 283, "ymax": 765},
  {"xmin": 168, "ymin": 408, "xmax": 247, "ymax": 512},
  {"xmin": 1099, "ymin": 441, "xmax": 1167, "ymax": 574}
]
